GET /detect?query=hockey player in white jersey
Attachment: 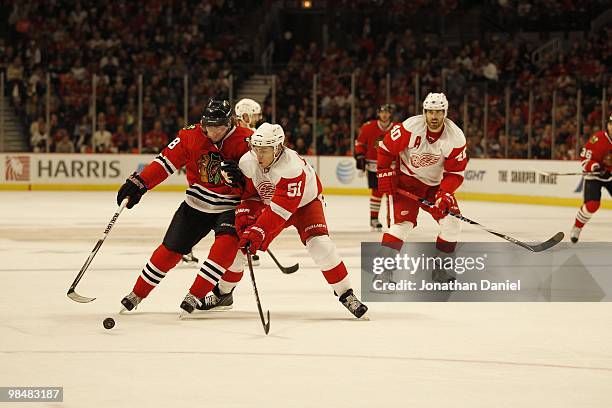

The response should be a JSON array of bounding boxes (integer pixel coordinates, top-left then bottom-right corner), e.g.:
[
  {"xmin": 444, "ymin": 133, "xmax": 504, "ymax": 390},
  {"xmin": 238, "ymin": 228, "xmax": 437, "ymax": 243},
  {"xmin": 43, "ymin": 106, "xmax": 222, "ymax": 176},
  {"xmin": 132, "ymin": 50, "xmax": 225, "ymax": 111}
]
[
  {"xmin": 213, "ymin": 122, "xmax": 368, "ymax": 318},
  {"xmin": 376, "ymin": 93, "xmax": 468, "ymax": 281},
  {"xmin": 234, "ymin": 98, "xmax": 264, "ymax": 265},
  {"xmin": 235, "ymin": 98, "xmax": 263, "ymax": 130}
]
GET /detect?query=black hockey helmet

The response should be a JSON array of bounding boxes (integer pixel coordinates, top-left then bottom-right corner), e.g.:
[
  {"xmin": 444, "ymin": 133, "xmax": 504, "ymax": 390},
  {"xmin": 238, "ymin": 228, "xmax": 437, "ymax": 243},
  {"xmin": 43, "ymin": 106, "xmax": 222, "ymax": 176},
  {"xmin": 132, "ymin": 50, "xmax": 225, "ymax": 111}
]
[
  {"xmin": 378, "ymin": 104, "xmax": 394, "ymax": 113},
  {"xmin": 201, "ymin": 98, "xmax": 232, "ymax": 127}
]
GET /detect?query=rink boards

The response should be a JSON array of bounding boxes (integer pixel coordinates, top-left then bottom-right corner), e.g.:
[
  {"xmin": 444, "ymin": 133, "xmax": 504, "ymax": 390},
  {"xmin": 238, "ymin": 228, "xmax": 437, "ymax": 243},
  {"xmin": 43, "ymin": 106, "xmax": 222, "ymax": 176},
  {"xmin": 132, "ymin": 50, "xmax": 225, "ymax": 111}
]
[{"xmin": 0, "ymin": 153, "xmax": 610, "ymax": 208}]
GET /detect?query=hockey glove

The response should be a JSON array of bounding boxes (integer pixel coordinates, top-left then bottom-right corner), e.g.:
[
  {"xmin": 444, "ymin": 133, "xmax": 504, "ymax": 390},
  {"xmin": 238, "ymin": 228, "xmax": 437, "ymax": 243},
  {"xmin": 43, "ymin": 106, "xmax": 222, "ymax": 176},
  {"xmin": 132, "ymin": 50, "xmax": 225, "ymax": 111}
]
[
  {"xmin": 239, "ymin": 225, "xmax": 267, "ymax": 254},
  {"xmin": 376, "ymin": 169, "xmax": 397, "ymax": 195},
  {"xmin": 355, "ymin": 153, "xmax": 366, "ymax": 171},
  {"xmin": 432, "ymin": 190, "xmax": 458, "ymax": 219},
  {"xmin": 117, "ymin": 172, "xmax": 147, "ymax": 209},
  {"xmin": 235, "ymin": 204, "xmax": 265, "ymax": 236},
  {"xmin": 220, "ymin": 160, "xmax": 244, "ymax": 188}
]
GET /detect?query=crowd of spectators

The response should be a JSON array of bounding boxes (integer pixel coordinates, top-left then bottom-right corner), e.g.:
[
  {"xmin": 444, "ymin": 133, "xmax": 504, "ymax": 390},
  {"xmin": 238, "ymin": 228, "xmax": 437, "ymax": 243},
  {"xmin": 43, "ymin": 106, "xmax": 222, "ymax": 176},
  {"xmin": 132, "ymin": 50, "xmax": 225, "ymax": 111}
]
[
  {"xmin": 2, "ymin": 0, "xmax": 259, "ymax": 153},
  {"xmin": 268, "ymin": 7, "xmax": 610, "ymax": 159},
  {"xmin": 1, "ymin": 0, "xmax": 610, "ymax": 160}
]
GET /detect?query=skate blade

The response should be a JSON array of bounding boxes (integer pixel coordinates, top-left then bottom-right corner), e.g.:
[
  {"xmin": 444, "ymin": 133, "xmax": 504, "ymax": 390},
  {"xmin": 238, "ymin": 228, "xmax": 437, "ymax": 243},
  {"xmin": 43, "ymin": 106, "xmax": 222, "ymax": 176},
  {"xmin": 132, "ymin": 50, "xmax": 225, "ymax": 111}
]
[
  {"xmin": 119, "ymin": 307, "xmax": 137, "ymax": 315},
  {"xmin": 179, "ymin": 305, "xmax": 233, "ymax": 319}
]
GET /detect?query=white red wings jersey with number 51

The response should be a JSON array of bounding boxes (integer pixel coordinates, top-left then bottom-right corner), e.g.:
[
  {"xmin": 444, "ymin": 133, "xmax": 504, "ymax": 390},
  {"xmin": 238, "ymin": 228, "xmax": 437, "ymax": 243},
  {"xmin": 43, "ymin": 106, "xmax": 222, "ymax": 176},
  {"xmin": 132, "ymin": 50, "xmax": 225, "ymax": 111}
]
[
  {"xmin": 239, "ymin": 148, "xmax": 322, "ymax": 234},
  {"xmin": 378, "ymin": 115, "xmax": 468, "ymax": 192},
  {"xmin": 139, "ymin": 123, "xmax": 253, "ymax": 213}
]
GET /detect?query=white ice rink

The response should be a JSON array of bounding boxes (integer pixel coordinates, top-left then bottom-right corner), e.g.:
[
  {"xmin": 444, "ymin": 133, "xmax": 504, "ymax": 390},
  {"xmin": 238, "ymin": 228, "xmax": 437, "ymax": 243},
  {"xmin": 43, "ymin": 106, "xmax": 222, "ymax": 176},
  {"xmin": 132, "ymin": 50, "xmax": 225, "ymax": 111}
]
[{"xmin": 1, "ymin": 191, "xmax": 611, "ymax": 407}]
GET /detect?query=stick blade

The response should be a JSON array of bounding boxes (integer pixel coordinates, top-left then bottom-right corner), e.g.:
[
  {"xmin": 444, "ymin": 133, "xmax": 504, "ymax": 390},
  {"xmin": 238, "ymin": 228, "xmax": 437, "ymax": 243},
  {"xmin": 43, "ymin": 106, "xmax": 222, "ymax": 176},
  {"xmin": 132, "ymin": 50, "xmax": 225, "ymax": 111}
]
[
  {"xmin": 67, "ymin": 289, "xmax": 96, "ymax": 303},
  {"xmin": 264, "ymin": 310, "xmax": 271, "ymax": 335},
  {"xmin": 281, "ymin": 263, "xmax": 299, "ymax": 274},
  {"xmin": 529, "ymin": 231, "xmax": 565, "ymax": 252}
]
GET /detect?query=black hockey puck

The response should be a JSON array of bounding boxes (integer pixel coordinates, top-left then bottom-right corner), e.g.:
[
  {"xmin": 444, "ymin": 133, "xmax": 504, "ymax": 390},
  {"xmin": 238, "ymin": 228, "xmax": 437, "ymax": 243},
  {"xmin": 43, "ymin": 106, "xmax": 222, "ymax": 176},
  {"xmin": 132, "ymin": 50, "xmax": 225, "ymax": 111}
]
[{"xmin": 103, "ymin": 317, "xmax": 115, "ymax": 329}]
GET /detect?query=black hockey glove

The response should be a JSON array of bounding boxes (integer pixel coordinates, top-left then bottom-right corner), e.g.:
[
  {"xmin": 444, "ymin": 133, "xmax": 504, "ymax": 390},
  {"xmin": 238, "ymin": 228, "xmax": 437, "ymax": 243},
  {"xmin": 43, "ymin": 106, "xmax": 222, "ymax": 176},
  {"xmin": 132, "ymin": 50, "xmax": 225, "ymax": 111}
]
[
  {"xmin": 117, "ymin": 172, "xmax": 147, "ymax": 208},
  {"xmin": 220, "ymin": 160, "xmax": 245, "ymax": 188},
  {"xmin": 355, "ymin": 153, "xmax": 366, "ymax": 171}
]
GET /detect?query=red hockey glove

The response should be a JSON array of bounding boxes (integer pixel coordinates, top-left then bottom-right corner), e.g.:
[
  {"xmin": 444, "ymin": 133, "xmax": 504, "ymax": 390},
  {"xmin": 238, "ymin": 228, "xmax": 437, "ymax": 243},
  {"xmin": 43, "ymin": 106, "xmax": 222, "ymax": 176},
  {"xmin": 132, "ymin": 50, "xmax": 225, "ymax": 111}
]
[
  {"xmin": 376, "ymin": 169, "xmax": 397, "ymax": 195},
  {"xmin": 239, "ymin": 225, "xmax": 267, "ymax": 254},
  {"xmin": 235, "ymin": 202, "xmax": 265, "ymax": 236},
  {"xmin": 432, "ymin": 190, "xmax": 458, "ymax": 219}
]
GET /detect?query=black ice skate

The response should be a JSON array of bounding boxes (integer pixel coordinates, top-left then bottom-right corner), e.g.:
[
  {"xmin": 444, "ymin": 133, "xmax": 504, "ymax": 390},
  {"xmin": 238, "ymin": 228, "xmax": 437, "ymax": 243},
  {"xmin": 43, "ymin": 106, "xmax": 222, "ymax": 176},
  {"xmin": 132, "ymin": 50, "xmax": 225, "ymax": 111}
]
[
  {"xmin": 370, "ymin": 218, "xmax": 383, "ymax": 232},
  {"xmin": 196, "ymin": 285, "xmax": 234, "ymax": 311},
  {"xmin": 182, "ymin": 252, "xmax": 199, "ymax": 264},
  {"xmin": 120, "ymin": 291, "xmax": 142, "ymax": 312},
  {"xmin": 570, "ymin": 226, "xmax": 581, "ymax": 243},
  {"xmin": 179, "ymin": 293, "xmax": 202, "ymax": 314},
  {"xmin": 339, "ymin": 289, "xmax": 368, "ymax": 318}
]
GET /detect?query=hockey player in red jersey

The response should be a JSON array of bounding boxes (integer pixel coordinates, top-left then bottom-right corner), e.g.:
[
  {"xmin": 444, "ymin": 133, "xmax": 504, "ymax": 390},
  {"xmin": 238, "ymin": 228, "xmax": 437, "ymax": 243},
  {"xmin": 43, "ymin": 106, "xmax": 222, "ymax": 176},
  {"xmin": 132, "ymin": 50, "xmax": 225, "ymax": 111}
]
[
  {"xmin": 116, "ymin": 99, "xmax": 253, "ymax": 314},
  {"xmin": 376, "ymin": 93, "xmax": 468, "ymax": 281},
  {"xmin": 209, "ymin": 122, "xmax": 368, "ymax": 318},
  {"xmin": 183, "ymin": 98, "xmax": 265, "ymax": 267},
  {"xmin": 570, "ymin": 114, "xmax": 612, "ymax": 243},
  {"xmin": 354, "ymin": 104, "xmax": 399, "ymax": 230}
]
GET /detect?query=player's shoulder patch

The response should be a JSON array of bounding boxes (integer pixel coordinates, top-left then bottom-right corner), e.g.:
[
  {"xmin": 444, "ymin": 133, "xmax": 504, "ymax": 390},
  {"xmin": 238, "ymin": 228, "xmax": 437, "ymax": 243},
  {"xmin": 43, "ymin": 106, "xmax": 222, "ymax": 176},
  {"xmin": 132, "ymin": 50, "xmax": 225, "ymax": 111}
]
[
  {"xmin": 182, "ymin": 124, "xmax": 197, "ymax": 130},
  {"xmin": 590, "ymin": 135, "xmax": 599, "ymax": 144}
]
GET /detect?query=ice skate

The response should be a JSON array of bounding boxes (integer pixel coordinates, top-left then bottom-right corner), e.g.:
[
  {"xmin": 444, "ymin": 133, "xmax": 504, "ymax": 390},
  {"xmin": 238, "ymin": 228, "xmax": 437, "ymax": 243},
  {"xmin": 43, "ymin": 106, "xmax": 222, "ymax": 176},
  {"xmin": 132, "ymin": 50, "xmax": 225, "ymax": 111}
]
[
  {"xmin": 195, "ymin": 285, "xmax": 234, "ymax": 312},
  {"xmin": 370, "ymin": 218, "xmax": 383, "ymax": 232},
  {"xmin": 570, "ymin": 226, "xmax": 582, "ymax": 243},
  {"xmin": 179, "ymin": 292, "xmax": 202, "ymax": 314},
  {"xmin": 120, "ymin": 291, "xmax": 142, "ymax": 313},
  {"xmin": 339, "ymin": 289, "xmax": 368, "ymax": 318},
  {"xmin": 182, "ymin": 252, "xmax": 199, "ymax": 264}
]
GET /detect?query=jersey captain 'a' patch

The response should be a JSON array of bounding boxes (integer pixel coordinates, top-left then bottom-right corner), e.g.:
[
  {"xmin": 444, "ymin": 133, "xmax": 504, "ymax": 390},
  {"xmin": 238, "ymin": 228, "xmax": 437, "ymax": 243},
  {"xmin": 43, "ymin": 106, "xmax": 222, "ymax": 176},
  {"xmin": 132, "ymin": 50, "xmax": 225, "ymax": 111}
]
[
  {"xmin": 409, "ymin": 152, "xmax": 441, "ymax": 168},
  {"xmin": 197, "ymin": 152, "xmax": 223, "ymax": 184}
]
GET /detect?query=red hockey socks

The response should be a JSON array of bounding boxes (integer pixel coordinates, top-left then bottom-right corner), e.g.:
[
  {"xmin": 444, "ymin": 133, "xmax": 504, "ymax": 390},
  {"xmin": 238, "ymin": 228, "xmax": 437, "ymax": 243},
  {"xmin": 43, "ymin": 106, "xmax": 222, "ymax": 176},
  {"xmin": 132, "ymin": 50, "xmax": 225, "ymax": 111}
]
[
  {"xmin": 436, "ymin": 236, "xmax": 457, "ymax": 253},
  {"xmin": 574, "ymin": 200, "xmax": 600, "ymax": 228},
  {"xmin": 133, "ymin": 244, "xmax": 182, "ymax": 298},
  {"xmin": 189, "ymin": 234, "xmax": 238, "ymax": 298},
  {"xmin": 370, "ymin": 188, "xmax": 383, "ymax": 220}
]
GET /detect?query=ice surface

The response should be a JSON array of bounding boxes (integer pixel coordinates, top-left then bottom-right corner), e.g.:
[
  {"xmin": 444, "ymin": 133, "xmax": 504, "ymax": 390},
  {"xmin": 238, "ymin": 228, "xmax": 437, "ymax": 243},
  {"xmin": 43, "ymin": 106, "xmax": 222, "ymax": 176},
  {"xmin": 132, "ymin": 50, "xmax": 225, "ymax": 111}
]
[{"xmin": 1, "ymin": 191, "xmax": 611, "ymax": 407}]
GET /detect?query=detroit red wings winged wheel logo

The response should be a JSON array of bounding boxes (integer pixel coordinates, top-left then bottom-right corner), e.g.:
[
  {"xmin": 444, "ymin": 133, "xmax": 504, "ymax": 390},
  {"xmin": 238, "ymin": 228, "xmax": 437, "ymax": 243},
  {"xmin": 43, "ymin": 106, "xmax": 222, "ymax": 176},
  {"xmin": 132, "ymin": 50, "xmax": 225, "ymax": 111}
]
[
  {"xmin": 409, "ymin": 152, "xmax": 441, "ymax": 168},
  {"xmin": 197, "ymin": 152, "xmax": 223, "ymax": 184},
  {"xmin": 256, "ymin": 181, "xmax": 276, "ymax": 201}
]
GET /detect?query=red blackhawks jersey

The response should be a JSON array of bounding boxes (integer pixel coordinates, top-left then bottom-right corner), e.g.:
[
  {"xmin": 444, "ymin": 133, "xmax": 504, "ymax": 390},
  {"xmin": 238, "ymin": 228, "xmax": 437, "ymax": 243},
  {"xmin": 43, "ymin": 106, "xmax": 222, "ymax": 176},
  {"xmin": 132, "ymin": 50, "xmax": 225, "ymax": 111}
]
[
  {"xmin": 378, "ymin": 115, "xmax": 468, "ymax": 192},
  {"xmin": 139, "ymin": 124, "xmax": 253, "ymax": 213},
  {"xmin": 238, "ymin": 148, "xmax": 322, "ymax": 235},
  {"xmin": 355, "ymin": 120, "xmax": 399, "ymax": 171},
  {"xmin": 580, "ymin": 130, "xmax": 612, "ymax": 181}
]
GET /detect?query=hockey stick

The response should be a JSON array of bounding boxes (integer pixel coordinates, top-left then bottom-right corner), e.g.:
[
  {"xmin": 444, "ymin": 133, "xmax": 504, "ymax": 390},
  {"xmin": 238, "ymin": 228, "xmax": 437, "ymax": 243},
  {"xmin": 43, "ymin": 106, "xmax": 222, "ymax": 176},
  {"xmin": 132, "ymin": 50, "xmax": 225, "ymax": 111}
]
[
  {"xmin": 246, "ymin": 244, "xmax": 271, "ymax": 335},
  {"xmin": 534, "ymin": 169, "xmax": 600, "ymax": 176},
  {"xmin": 396, "ymin": 188, "xmax": 564, "ymax": 252},
  {"xmin": 267, "ymin": 249, "xmax": 299, "ymax": 274},
  {"xmin": 67, "ymin": 199, "xmax": 128, "ymax": 303}
]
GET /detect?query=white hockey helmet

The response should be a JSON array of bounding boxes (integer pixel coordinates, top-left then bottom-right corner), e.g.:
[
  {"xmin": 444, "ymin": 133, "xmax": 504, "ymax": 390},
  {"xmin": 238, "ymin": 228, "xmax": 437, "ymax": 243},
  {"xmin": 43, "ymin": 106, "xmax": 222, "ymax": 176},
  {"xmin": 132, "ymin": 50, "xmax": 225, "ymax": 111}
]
[
  {"xmin": 250, "ymin": 122, "xmax": 285, "ymax": 147},
  {"xmin": 235, "ymin": 98, "xmax": 262, "ymax": 129},
  {"xmin": 423, "ymin": 92, "xmax": 448, "ymax": 117}
]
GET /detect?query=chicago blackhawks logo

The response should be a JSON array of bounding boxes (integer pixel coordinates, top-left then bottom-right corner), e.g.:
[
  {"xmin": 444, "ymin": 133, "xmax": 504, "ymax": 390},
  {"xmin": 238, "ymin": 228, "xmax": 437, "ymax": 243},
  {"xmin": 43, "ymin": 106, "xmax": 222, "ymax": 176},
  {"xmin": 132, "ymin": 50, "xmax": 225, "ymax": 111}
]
[
  {"xmin": 197, "ymin": 152, "xmax": 223, "ymax": 184},
  {"xmin": 409, "ymin": 152, "xmax": 440, "ymax": 168},
  {"xmin": 256, "ymin": 181, "xmax": 276, "ymax": 201}
]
